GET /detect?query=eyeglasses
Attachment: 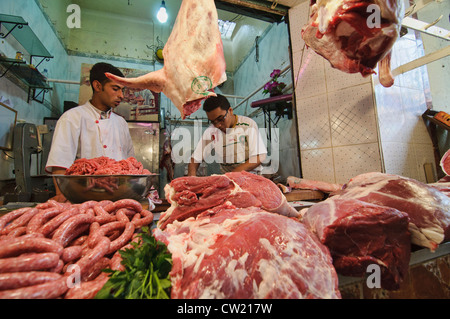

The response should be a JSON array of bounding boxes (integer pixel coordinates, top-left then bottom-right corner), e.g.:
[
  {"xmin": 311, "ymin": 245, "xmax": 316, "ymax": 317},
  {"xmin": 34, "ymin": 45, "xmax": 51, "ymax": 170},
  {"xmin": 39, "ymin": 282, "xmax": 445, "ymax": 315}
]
[{"xmin": 209, "ymin": 109, "xmax": 229, "ymax": 126}]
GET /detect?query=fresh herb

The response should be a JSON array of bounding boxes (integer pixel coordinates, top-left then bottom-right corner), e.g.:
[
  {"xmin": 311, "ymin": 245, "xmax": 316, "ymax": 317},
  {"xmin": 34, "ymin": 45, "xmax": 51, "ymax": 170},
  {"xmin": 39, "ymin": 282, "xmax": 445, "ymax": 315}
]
[{"xmin": 95, "ymin": 227, "xmax": 172, "ymax": 299}]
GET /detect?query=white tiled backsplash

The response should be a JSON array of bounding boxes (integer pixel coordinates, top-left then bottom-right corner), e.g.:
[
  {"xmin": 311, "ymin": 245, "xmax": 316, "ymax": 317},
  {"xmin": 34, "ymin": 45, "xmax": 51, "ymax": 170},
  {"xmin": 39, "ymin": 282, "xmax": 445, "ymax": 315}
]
[{"xmin": 289, "ymin": 1, "xmax": 435, "ymax": 185}]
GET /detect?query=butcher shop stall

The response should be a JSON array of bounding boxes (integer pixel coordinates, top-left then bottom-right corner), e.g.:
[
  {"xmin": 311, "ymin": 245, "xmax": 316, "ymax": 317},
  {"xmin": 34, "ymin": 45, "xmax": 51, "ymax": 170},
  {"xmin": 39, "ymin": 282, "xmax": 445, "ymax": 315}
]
[{"xmin": 0, "ymin": 0, "xmax": 449, "ymax": 301}]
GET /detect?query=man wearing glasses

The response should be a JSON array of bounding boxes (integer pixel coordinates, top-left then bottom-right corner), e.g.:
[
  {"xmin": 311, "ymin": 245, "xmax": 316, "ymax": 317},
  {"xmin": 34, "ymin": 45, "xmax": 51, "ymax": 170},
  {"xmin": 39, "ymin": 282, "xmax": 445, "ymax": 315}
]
[{"xmin": 187, "ymin": 94, "xmax": 267, "ymax": 176}]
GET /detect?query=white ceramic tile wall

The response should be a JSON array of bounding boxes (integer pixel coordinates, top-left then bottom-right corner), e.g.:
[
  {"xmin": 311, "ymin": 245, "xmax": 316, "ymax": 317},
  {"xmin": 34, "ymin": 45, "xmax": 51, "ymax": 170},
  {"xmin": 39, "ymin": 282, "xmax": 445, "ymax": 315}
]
[
  {"xmin": 373, "ymin": 26, "xmax": 436, "ymax": 183},
  {"xmin": 296, "ymin": 94, "xmax": 331, "ymax": 150},
  {"xmin": 333, "ymin": 143, "xmax": 382, "ymax": 184},
  {"xmin": 328, "ymin": 83, "xmax": 378, "ymax": 147},
  {"xmin": 289, "ymin": 0, "xmax": 435, "ymax": 184},
  {"xmin": 289, "ymin": 2, "xmax": 382, "ymax": 184}
]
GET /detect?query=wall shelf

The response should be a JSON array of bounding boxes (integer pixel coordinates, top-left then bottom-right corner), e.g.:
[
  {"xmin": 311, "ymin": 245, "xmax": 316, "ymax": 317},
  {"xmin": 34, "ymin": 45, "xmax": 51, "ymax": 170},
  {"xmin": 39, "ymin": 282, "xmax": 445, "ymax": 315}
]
[
  {"xmin": 0, "ymin": 14, "xmax": 53, "ymax": 103},
  {"xmin": 251, "ymin": 93, "xmax": 293, "ymax": 141}
]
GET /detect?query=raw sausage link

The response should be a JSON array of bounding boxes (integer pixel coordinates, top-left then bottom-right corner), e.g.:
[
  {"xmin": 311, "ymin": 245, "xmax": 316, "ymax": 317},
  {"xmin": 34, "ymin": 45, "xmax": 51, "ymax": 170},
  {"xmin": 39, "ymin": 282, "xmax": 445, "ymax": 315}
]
[
  {"xmin": 107, "ymin": 222, "xmax": 135, "ymax": 254},
  {"xmin": 109, "ymin": 234, "xmax": 140, "ymax": 271},
  {"xmin": 98, "ymin": 200, "xmax": 113, "ymax": 207},
  {"xmin": 50, "ymin": 259, "xmax": 65, "ymax": 273},
  {"xmin": 132, "ymin": 209, "xmax": 154, "ymax": 228},
  {"xmin": 0, "ymin": 237, "xmax": 64, "ymax": 258},
  {"xmin": 65, "ymin": 223, "xmax": 91, "ymax": 248},
  {"xmin": 0, "ymin": 252, "xmax": 60, "ymax": 273},
  {"xmin": 0, "ymin": 207, "xmax": 32, "ymax": 231},
  {"xmin": 64, "ymin": 273, "xmax": 109, "ymax": 299},
  {"xmin": 61, "ymin": 245, "xmax": 83, "ymax": 263},
  {"xmin": 0, "ymin": 233, "xmax": 44, "ymax": 244},
  {"xmin": 94, "ymin": 214, "xmax": 116, "ymax": 224},
  {"xmin": 88, "ymin": 221, "xmax": 126, "ymax": 248},
  {"xmin": 85, "ymin": 208, "xmax": 95, "ymax": 217},
  {"xmin": 104, "ymin": 199, "xmax": 142, "ymax": 214},
  {"xmin": 70, "ymin": 235, "xmax": 88, "ymax": 247},
  {"xmin": 79, "ymin": 200, "xmax": 99, "ymax": 210},
  {"xmin": 35, "ymin": 199, "xmax": 65, "ymax": 210},
  {"xmin": 1, "ymin": 208, "xmax": 39, "ymax": 235},
  {"xmin": 40, "ymin": 207, "xmax": 81, "ymax": 237},
  {"xmin": 115, "ymin": 208, "xmax": 130, "ymax": 223},
  {"xmin": 110, "ymin": 251, "xmax": 125, "ymax": 271},
  {"xmin": 89, "ymin": 222, "xmax": 100, "ymax": 235},
  {"xmin": 0, "ymin": 277, "xmax": 68, "ymax": 299},
  {"xmin": 74, "ymin": 236, "xmax": 110, "ymax": 280},
  {"xmin": 52, "ymin": 214, "xmax": 94, "ymax": 247},
  {"xmin": 83, "ymin": 257, "xmax": 110, "ymax": 282},
  {"xmin": 4, "ymin": 226, "xmax": 27, "ymax": 238},
  {"xmin": 93, "ymin": 205, "xmax": 109, "ymax": 217},
  {"xmin": 26, "ymin": 207, "xmax": 63, "ymax": 234},
  {"xmin": 0, "ymin": 271, "xmax": 62, "ymax": 291}
]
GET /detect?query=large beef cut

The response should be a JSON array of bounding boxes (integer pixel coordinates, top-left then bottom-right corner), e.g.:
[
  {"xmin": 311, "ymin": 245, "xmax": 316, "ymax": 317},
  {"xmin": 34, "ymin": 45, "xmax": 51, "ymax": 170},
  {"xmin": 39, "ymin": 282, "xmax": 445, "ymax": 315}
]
[
  {"xmin": 158, "ymin": 171, "xmax": 299, "ymax": 229},
  {"xmin": 302, "ymin": 197, "xmax": 411, "ymax": 290},
  {"xmin": 429, "ymin": 179, "xmax": 450, "ymax": 198},
  {"xmin": 301, "ymin": 0, "xmax": 404, "ymax": 87},
  {"xmin": 338, "ymin": 172, "xmax": 450, "ymax": 251},
  {"xmin": 106, "ymin": 0, "xmax": 227, "ymax": 119},
  {"xmin": 154, "ymin": 203, "xmax": 341, "ymax": 299}
]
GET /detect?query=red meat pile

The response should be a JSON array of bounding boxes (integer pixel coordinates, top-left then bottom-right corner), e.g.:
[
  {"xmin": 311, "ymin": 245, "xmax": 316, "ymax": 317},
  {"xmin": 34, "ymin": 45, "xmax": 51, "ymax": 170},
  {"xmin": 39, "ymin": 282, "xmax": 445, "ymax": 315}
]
[
  {"xmin": 0, "ymin": 199, "xmax": 153, "ymax": 299},
  {"xmin": 65, "ymin": 156, "xmax": 151, "ymax": 175}
]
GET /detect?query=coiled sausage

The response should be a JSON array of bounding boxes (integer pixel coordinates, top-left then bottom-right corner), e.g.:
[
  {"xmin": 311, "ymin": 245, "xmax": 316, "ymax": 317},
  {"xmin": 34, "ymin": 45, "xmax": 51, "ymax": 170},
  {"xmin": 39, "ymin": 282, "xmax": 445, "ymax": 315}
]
[{"xmin": 0, "ymin": 252, "xmax": 60, "ymax": 273}]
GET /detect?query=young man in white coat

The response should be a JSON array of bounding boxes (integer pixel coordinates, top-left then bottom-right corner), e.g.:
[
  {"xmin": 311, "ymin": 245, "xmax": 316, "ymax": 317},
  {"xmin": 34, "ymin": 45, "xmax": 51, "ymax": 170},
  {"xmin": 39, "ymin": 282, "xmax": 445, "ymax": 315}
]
[
  {"xmin": 187, "ymin": 94, "xmax": 267, "ymax": 176},
  {"xmin": 46, "ymin": 62, "xmax": 135, "ymax": 202}
]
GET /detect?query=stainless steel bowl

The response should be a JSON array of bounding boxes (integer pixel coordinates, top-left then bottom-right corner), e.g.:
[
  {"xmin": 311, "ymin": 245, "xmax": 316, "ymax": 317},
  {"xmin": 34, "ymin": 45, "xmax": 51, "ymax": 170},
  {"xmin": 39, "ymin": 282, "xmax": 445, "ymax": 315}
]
[{"xmin": 53, "ymin": 174, "xmax": 159, "ymax": 203}]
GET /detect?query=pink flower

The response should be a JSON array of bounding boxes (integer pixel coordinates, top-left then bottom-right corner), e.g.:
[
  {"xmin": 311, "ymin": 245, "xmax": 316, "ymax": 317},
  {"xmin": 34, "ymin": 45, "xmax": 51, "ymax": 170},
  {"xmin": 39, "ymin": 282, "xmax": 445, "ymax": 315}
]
[
  {"xmin": 270, "ymin": 69, "xmax": 281, "ymax": 78},
  {"xmin": 263, "ymin": 69, "xmax": 286, "ymax": 96}
]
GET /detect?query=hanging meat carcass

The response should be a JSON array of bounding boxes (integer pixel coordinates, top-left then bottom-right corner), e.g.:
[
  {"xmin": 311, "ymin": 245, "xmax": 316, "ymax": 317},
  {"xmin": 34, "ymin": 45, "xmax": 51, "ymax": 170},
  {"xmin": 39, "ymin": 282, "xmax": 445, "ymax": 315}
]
[
  {"xmin": 105, "ymin": 0, "xmax": 227, "ymax": 119},
  {"xmin": 301, "ymin": 0, "xmax": 404, "ymax": 87}
]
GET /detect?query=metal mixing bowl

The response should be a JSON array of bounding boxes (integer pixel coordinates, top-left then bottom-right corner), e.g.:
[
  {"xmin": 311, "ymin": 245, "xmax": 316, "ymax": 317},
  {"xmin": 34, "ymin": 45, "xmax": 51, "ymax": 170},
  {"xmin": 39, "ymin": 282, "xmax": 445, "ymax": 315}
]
[{"xmin": 53, "ymin": 174, "xmax": 159, "ymax": 203}]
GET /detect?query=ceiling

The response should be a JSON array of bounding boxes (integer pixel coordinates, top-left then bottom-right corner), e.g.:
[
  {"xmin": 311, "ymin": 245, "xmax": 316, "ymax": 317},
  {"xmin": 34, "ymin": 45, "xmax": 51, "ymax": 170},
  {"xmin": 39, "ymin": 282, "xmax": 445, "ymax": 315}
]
[{"xmin": 37, "ymin": 0, "xmax": 305, "ymax": 73}]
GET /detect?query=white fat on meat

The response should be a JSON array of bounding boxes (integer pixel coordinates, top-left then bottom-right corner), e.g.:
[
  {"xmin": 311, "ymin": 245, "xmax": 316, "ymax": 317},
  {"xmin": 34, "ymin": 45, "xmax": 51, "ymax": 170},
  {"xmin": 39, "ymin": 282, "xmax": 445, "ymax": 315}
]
[
  {"xmin": 339, "ymin": 172, "xmax": 450, "ymax": 251},
  {"xmin": 158, "ymin": 178, "xmax": 245, "ymax": 228},
  {"xmin": 159, "ymin": 172, "xmax": 299, "ymax": 229},
  {"xmin": 154, "ymin": 207, "xmax": 341, "ymax": 299}
]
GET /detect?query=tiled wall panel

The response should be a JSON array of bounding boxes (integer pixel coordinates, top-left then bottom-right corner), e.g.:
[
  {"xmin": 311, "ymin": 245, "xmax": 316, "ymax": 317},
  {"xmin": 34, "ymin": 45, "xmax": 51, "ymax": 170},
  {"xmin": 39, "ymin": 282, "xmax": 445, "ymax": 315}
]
[{"xmin": 289, "ymin": 0, "xmax": 435, "ymax": 184}]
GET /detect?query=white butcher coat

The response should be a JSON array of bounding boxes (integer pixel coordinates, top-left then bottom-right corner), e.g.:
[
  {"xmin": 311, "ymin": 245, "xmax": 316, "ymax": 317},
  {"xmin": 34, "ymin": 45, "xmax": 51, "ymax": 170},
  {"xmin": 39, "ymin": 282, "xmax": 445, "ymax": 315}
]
[
  {"xmin": 45, "ymin": 101, "xmax": 135, "ymax": 173},
  {"xmin": 191, "ymin": 115, "xmax": 267, "ymax": 174}
]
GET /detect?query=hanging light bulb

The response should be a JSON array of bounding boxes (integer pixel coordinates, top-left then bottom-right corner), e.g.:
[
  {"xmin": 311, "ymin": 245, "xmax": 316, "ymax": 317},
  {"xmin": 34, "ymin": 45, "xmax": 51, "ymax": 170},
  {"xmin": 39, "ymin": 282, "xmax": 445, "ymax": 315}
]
[{"xmin": 157, "ymin": 0, "xmax": 168, "ymax": 23}]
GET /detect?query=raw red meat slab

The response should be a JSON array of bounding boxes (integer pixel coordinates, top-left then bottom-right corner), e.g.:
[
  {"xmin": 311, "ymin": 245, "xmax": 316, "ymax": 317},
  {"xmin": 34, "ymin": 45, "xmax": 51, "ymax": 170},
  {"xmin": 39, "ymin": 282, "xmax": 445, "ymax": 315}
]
[
  {"xmin": 158, "ymin": 172, "xmax": 298, "ymax": 229},
  {"xmin": 303, "ymin": 197, "xmax": 411, "ymax": 290},
  {"xmin": 154, "ymin": 203, "xmax": 341, "ymax": 299},
  {"xmin": 339, "ymin": 172, "xmax": 450, "ymax": 251}
]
